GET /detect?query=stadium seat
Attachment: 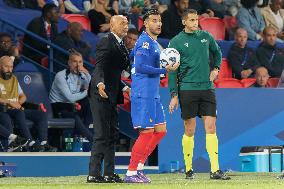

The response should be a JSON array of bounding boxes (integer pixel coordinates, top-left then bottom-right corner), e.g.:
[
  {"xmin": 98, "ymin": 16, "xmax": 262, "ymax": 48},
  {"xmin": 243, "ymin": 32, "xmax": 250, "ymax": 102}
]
[
  {"xmin": 61, "ymin": 14, "xmax": 91, "ymax": 31},
  {"xmin": 214, "ymin": 78, "xmax": 243, "ymax": 88},
  {"xmin": 14, "ymin": 72, "xmax": 75, "ymax": 128},
  {"xmin": 219, "ymin": 58, "xmax": 232, "ymax": 79},
  {"xmin": 223, "ymin": 16, "xmax": 237, "ymax": 39},
  {"xmin": 199, "ymin": 17, "xmax": 225, "ymax": 40},
  {"xmin": 267, "ymin": 78, "xmax": 280, "ymax": 88},
  {"xmin": 241, "ymin": 78, "xmax": 256, "ymax": 88}
]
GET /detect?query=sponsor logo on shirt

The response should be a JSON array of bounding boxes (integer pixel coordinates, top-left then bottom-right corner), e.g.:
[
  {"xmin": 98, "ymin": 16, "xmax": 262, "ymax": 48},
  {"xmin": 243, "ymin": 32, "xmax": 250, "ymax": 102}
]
[
  {"xmin": 184, "ymin": 43, "xmax": 189, "ymax": 47},
  {"xmin": 201, "ymin": 39, "xmax": 207, "ymax": 43}
]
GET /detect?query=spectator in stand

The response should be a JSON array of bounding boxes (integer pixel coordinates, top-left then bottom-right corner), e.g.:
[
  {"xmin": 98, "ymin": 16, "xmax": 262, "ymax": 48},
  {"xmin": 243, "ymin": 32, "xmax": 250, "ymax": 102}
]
[
  {"xmin": 237, "ymin": 0, "xmax": 265, "ymax": 40},
  {"xmin": 225, "ymin": 0, "xmax": 241, "ymax": 16},
  {"xmin": 119, "ymin": 0, "xmax": 136, "ymax": 15},
  {"xmin": 124, "ymin": 28, "xmax": 139, "ymax": 53},
  {"xmin": 123, "ymin": 28, "xmax": 139, "ymax": 78},
  {"xmin": 64, "ymin": 0, "xmax": 91, "ymax": 14},
  {"xmin": 88, "ymin": 0, "xmax": 117, "ymax": 36},
  {"xmin": 245, "ymin": 26, "xmax": 284, "ymax": 77},
  {"xmin": 0, "ymin": 56, "xmax": 56, "ymax": 152},
  {"xmin": 23, "ymin": 3, "xmax": 59, "ymax": 63},
  {"xmin": 110, "ymin": 0, "xmax": 119, "ymax": 14},
  {"xmin": 261, "ymin": 0, "xmax": 284, "ymax": 42},
  {"xmin": 54, "ymin": 22, "xmax": 92, "ymax": 70},
  {"xmin": 251, "ymin": 66, "xmax": 270, "ymax": 87},
  {"xmin": 37, "ymin": 0, "xmax": 65, "ymax": 14},
  {"xmin": 189, "ymin": 0, "xmax": 215, "ymax": 17},
  {"xmin": 209, "ymin": 0, "xmax": 226, "ymax": 18},
  {"xmin": 227, "ymin": 28, "xmax": 255, "ymax": 79},
  {"xmin": 0, "ymin": 33, "xmax": 21, "ymax": 66},
  {"xmin": 49, "ymin": 52, "xmax": 93, "ymax": 142},
  {"xmin": 160, "ymin": 0, "xmax": 189, "ymax": 39}
]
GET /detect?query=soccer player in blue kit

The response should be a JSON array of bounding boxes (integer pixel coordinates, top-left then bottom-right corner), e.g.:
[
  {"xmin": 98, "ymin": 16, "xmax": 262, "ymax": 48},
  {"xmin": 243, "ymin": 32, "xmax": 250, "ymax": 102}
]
[{"xmin": 124, "ymin": 9, "xmax": 179, "ymax": 183}]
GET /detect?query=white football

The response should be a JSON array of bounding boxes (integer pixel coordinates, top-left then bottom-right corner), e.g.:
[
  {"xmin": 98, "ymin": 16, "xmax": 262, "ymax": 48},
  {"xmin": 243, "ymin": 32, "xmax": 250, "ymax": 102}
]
[{"xmin": 160, "ymin": 48, "xmax": 180, "ymax": 68}]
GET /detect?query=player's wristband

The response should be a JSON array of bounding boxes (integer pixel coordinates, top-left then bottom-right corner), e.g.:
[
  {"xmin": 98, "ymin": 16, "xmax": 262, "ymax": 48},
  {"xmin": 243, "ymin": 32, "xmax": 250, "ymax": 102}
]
[{"xmin": 171, "ymin": 92, "xmax": 178, "ymax": 98}]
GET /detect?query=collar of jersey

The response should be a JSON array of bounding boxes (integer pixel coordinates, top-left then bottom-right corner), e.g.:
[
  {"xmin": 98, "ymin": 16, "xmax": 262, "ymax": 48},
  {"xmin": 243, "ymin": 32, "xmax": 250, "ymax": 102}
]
[
  {"xmin": 183, "ymin": 30, "xmax": 199, "ymax": 35},
  {"xmin": 143, "ymin": 31, "xmax": 157, "ymax": 43}
]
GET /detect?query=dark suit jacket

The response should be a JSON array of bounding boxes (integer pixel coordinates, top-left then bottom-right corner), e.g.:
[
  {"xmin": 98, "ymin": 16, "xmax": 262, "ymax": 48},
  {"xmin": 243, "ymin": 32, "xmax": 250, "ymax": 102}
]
[
  {"xmin": 23, "ymin": 17, "xmax": 58, "ymax": 63},
  {"xmin": 89, "ymin": 33, "xmax": 130, "ymax": 105}
]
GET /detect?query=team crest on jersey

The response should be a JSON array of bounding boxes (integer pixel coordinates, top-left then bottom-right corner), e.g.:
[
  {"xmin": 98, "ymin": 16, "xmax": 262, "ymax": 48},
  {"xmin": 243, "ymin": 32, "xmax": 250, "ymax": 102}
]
[
  {"xmin": 142, "ymin": 42, "xmax": 149, "ymax": 49},
  {"xmin": 201, "ymin": 39, "xmax": 207, "ymax": 43}
]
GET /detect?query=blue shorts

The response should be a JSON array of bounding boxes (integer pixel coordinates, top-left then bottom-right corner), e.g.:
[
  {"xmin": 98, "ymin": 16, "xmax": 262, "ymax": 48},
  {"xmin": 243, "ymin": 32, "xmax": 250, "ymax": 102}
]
[{"xmin": 131, "ymin": 97, "xmax": 166, "ymax": 129}]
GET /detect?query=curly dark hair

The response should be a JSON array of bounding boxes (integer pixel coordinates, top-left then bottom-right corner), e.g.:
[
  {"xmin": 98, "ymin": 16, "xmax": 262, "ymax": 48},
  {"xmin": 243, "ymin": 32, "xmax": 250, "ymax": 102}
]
[{"xmin": 240, "ymin": 0, "xmax": 259, "ymax": 9}]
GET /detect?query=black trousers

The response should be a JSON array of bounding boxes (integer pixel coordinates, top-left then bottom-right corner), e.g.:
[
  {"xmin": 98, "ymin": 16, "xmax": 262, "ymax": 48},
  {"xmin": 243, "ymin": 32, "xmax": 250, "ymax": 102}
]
[
  {"xmin": 88, "ymin": 95, "xmax": 119, "ymax": 177},
  {"xmin": 0, "ymin": 109, "xmax": 48, "ymax": 141},
  {"xmin": 51, "ymin": 98, "xmax": 93, "ymax": 142}
]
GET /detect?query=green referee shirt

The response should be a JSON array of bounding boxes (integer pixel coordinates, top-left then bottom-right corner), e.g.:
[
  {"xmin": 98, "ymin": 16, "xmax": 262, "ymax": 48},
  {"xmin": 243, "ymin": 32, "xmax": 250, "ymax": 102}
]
[{"xmin": 168, "ymin": 30, "xmax": 222, "ymax": 93}]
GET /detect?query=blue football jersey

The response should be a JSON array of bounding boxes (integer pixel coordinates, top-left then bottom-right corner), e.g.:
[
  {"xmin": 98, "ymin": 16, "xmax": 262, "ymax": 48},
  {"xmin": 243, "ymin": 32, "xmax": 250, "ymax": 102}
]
[{"xmin": 131, "ymin": 32, "xmax": 166, "ymax": 99}]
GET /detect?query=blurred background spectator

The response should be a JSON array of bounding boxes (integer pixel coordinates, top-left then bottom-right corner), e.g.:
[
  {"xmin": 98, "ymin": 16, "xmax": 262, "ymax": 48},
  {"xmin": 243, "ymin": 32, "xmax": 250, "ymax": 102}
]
[
  {"xmin": 160, "ymin": 0, "xmax": 188, "ymax": 39},
  {"xmin": 261, "ymin": 0, "xmax": 284, "ymax": 42},
  {"xmin": 0, "ymin": 33, "xmax": 21, "ymax": 66},
  {"xmin": 23, "ymin": 3, "xmax": 59, "ymax": 63},
  {"xmin": 38, "ymin": 0, "xmax": 65, "ymax": 14},
  {"xmin": 251, "ymin": 66, "xmax": 270, "ymax": 87},
  {"xmin": 54, "ymin": 22, "xmax": 92, "ymax": 70},
  {"xmin": 228, "ymin": 28, "xmax": 255, "ymax": 79},
  {"xmin": 64, "ymin": 0, "xmax": 91, "ymax": 14},
  {"xmin": 237, "ymin": 0, "xmax": 265, "ymax": 40},
  {"xmin": 88, "ymin": 0, "xmax": 117, "ymax": 36}
]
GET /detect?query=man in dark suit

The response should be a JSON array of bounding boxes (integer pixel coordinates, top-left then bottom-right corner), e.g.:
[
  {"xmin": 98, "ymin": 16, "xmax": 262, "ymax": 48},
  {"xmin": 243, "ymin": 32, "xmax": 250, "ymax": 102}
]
[
  {"xmin": 23, "ymin": 3, "xmax": 59, "ymax": 63},
  {"xmin": 87, "ymin": 15, "xmax": 130, "ymax": 183}
]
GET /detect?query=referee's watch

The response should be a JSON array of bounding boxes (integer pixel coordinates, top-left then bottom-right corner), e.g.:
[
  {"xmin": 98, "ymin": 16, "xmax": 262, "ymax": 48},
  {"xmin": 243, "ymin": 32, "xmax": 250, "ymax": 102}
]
[{"xmin": 171, "ymin": 92, "xmax": 178, "ymax": 98}]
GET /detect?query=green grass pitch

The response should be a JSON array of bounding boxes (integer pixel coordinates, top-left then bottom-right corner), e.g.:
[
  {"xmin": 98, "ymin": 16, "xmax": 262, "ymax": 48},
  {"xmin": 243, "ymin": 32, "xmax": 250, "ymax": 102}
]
[{"xmin": 0, "ymin": 172, "xmax": 284, "ymax": 189}]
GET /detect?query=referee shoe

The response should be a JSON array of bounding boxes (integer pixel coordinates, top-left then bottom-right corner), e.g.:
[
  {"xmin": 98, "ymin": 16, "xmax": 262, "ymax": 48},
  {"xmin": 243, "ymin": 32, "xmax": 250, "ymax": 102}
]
[{"xmin": 210, "ymin": 170, "xmax": 231, "ymax": 180}]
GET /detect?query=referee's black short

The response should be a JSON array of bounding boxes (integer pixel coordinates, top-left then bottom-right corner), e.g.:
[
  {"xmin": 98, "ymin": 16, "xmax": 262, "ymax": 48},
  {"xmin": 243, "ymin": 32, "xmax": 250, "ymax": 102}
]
[{"xmin": 178, "ymin": 89, "xmax": 216, "ymax": 119}]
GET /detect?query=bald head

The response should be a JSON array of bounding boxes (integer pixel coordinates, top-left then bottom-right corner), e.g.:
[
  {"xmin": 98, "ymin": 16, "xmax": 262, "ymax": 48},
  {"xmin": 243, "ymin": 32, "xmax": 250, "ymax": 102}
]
[
  {"xmin": 110, "ymin": 15, "xmax": 129, "ymax": 38},
  {"xmin": 235, "ymin": 28, "xmax": 248, "ymax": 48},
  {"xmin": 235, "ymin": 28, "xmax": 247, "ymax": 36},
  {"xmin": 0, "ymin": 56, "xmax": 13, "ymax": 80},
  {"xmin": 255, "ymin": 67, "xmax": 269, "ymax": 87},
  {"xmin": 0, "ymin": 56, "xmax": 13, "ymax": 66},
  {"xmin": 67, "ymin": 22, "xmax": 83, "ymax": 41}
]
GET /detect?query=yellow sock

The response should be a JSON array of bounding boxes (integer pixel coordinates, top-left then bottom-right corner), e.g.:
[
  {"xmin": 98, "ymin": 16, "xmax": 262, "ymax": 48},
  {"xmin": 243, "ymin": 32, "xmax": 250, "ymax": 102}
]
[
  {"xmin": 206, "ymin": 134, "xmax": 219, "ymax": 173},
  {"xmin": 182, "ymin": 134, "xmax": 194, "ymax": 172}
]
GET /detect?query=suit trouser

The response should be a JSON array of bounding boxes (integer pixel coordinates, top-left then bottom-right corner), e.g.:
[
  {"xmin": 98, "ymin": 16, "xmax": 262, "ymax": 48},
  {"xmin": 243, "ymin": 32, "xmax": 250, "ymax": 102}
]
[{"xmin": 88, "ymin": 96, "xmax": 118, "ymax": 176}]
